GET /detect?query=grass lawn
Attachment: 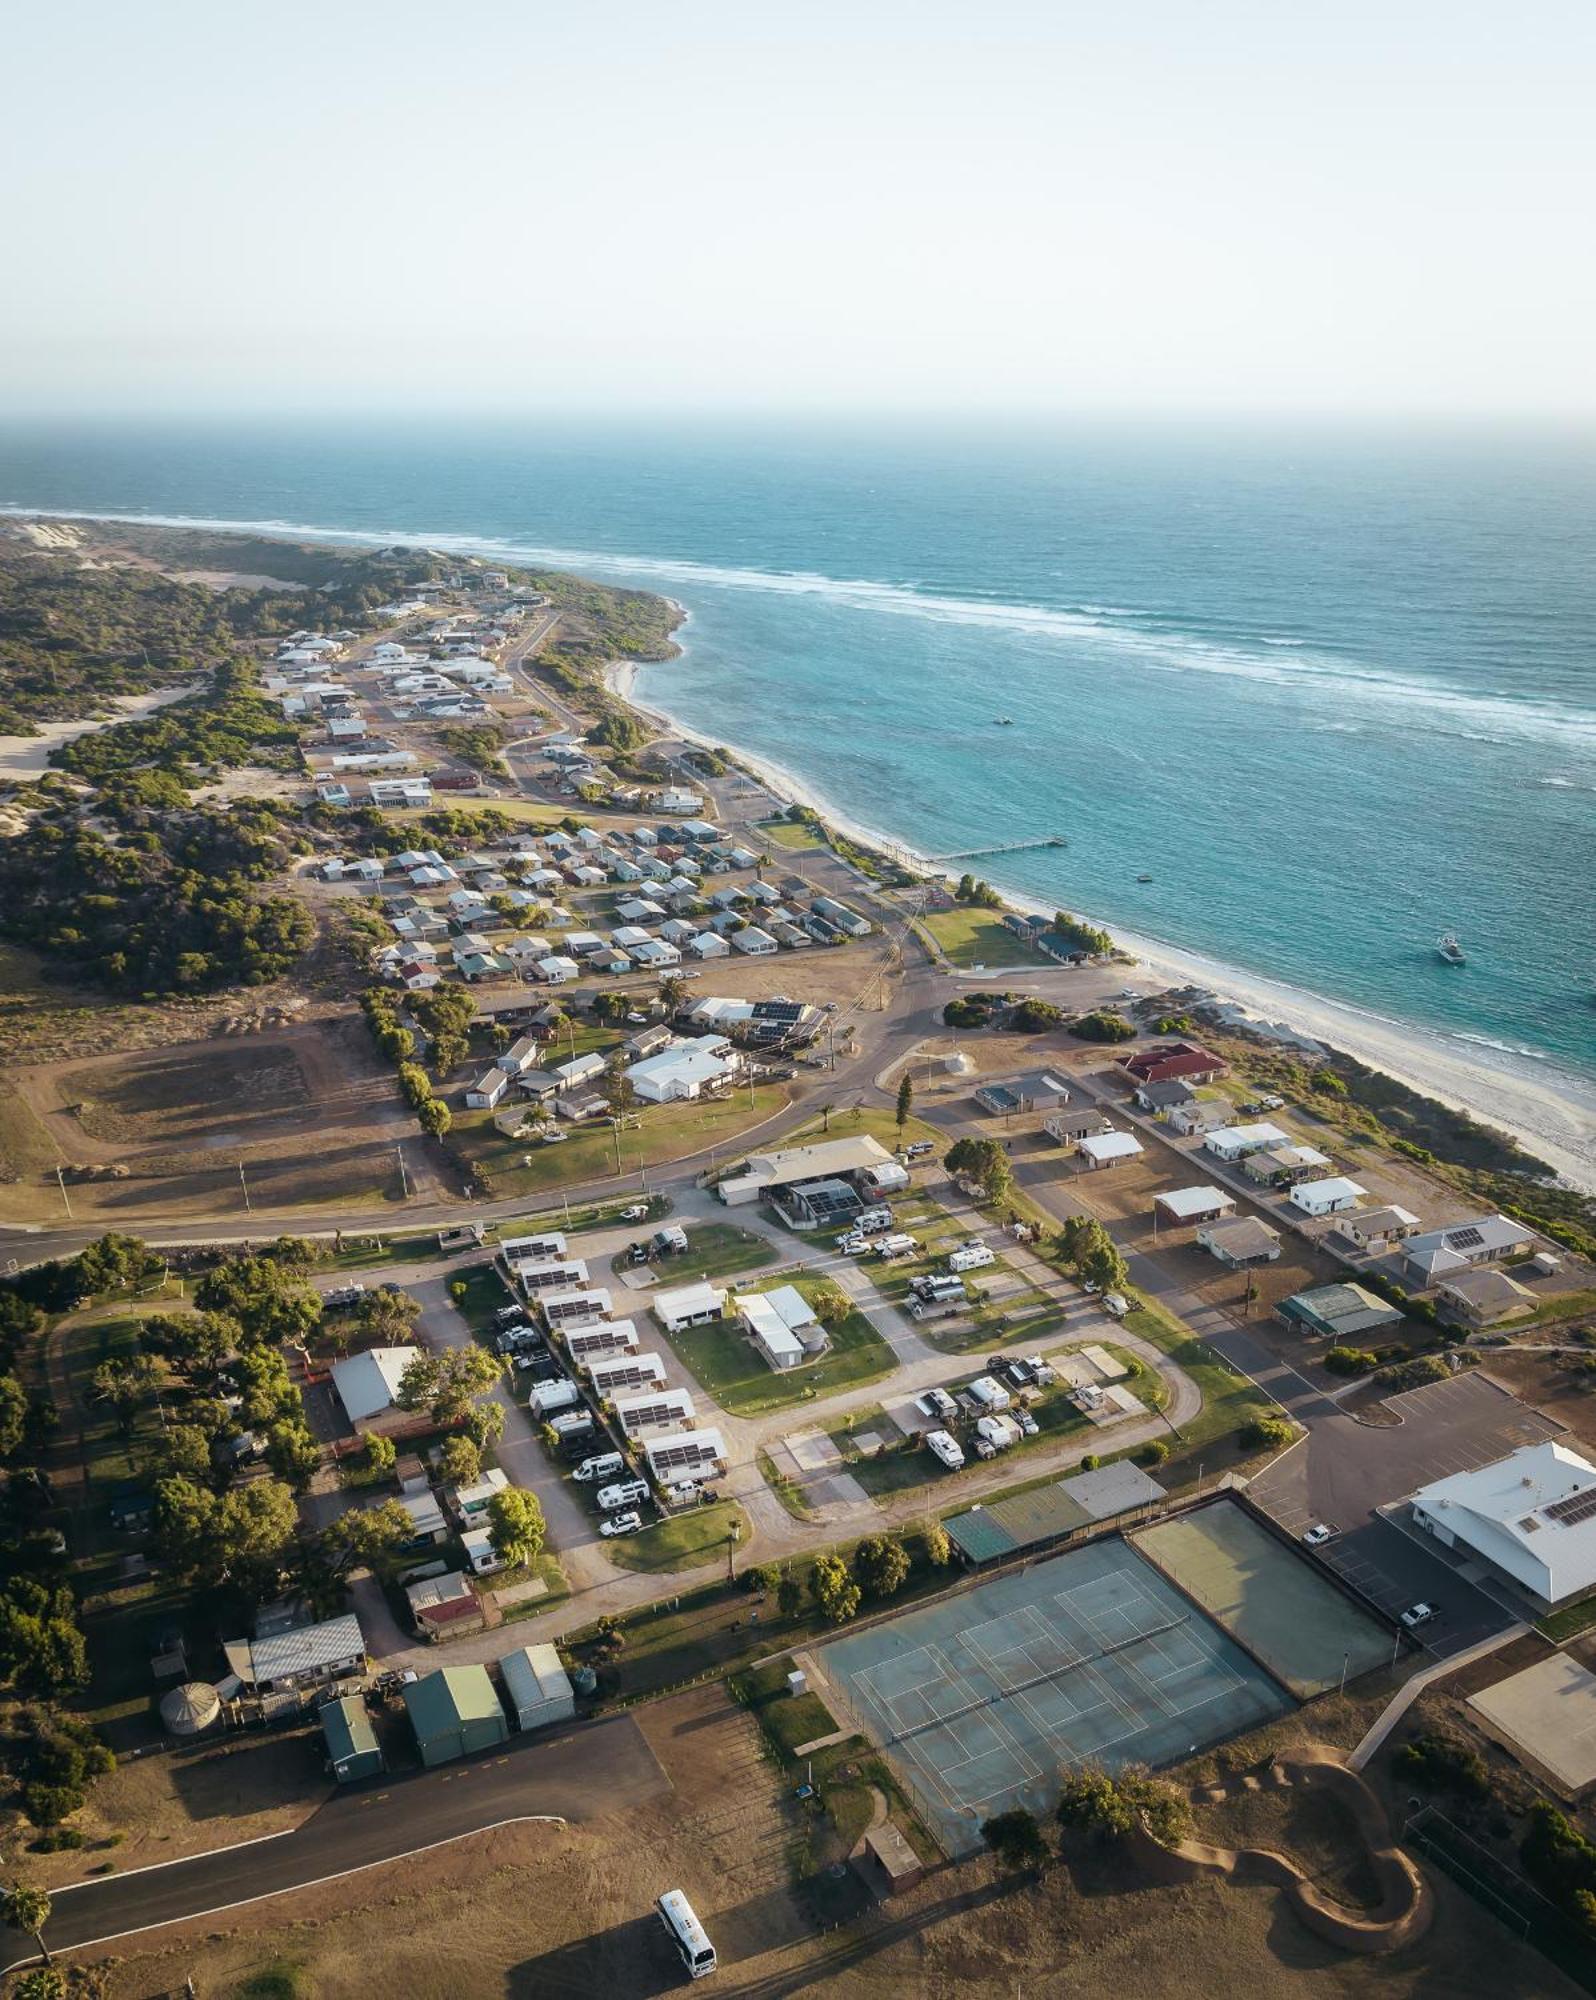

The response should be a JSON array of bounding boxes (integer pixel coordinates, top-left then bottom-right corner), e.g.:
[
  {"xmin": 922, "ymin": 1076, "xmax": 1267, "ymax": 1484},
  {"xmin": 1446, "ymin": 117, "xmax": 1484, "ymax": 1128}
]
[
  {"xmin": 758, "ymin": 818, "xmax": 827, "ymax": 854},
  {"xmin": 658, "ymin": 1278, "xmax": 896, "ymax": 1417},
  {"xmin": 602, "ymin": 1499, "xmax": 750, "ymax": 1575},
  {"xmin": 321, "ymin": 1232, "xmax": 455, "ymax": 1273},
  {"xmin": 1519, "ymin": 1287, "xmax": 1596, "ymax": 1327},
  {"xmin": 487, "ymin": 1193, "xmax": 674, "ymax": 1244},
  {"xmin": 779, "ymin": 1103, "xmax": 944, "ymax": 1158},
  {"xmin": 617, "ymin": 1222, "xmax": 778, "ymax": 1286},
  {"xmin": 1119, "ymin": 1293, "xmax": 1277, "ymax": 1454},
  {"xmin": 496, "ymin": 1551, "xmax": 571, "ymax": 1620},
  {"xmin": 917, "ymin": 907, "xmax": 1044, "ymax": 970},
  {"xmin": 453, "ymin": 1082, "xmax": 793, "ymax": 1198},
  {"xmin": 443, "ymin": 1260, "xmax": 517, "ymax": 1337},
  {"xmin": 1538, "ymin": 1595, "xmax": 1596, "ymax": 1643}
]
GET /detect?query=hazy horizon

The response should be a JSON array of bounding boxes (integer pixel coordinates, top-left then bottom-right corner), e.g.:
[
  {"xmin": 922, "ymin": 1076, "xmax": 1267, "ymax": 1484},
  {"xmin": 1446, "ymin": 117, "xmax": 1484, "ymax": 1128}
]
[{"xmin": 4, "ymin": 0, "xmax": 1593, "ymax": 419}]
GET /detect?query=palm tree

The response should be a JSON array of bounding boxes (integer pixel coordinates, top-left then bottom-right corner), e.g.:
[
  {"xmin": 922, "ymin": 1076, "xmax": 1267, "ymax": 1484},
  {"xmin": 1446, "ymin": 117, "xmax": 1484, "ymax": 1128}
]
[
  {"xmin": 816, "ymin": 1100, "xmax": 835, "ymax": 1134},
  {"xmin": 3, "ymin": 1882, "xmax": 53, "ymax": 1965}
]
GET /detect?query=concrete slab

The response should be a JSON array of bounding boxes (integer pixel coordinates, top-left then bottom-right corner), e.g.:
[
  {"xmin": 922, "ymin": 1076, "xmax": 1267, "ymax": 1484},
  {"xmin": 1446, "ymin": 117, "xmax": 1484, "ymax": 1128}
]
[
  {"xmin": 788, "ymin": 1431, "xmax": 844, "ymax": 1473},
  {"xmin": 850, "ymin": 1430, "xmax": 886, "ymax": 1457}
]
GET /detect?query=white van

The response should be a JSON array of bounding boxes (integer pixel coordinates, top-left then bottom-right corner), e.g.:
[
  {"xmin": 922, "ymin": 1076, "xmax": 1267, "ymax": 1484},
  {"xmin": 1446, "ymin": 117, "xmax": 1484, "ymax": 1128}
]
[
  {"xmin": 657, "ymin": 1890, "xmax": 717, "ymax": 1979},
  {"xmin": 573, "ymin": 1451, "xmax": 625, "ymax": 1483}
]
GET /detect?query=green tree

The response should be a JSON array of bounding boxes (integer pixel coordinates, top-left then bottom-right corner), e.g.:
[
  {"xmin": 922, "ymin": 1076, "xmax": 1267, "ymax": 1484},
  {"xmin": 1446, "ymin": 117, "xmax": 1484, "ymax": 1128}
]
[
  {"xmin": 776, "ymin": 1572, "xmax": 804, "ymax": 1619},
  {"xmin": 264, "ymin": 1419, "xmax": 321, "ymax": 1492},
  {"xmin": 143, "ymin": 1309, "xmax": 237, "ymax": 1379},
  {"xmin": 352, "ymin": 1286, "xmax": 422, "ymax": 1344},
  {"xmin": 1069, "ymin": 1008, "xmax": 1136, "ymax": 1043},
  {"xmin": 364, "ymin": 1431, "xmax": 397, "ymax": 1478},
  {"xmin": 895, "ymin": 1072, "xmax": 914, "ymax": 1137},
  {"xmin": 945, "ymin": 1137, "xmax": 1012, "ymax": 1204},
  {"xmin": 14, "ymin": 1965, "xmax": 67, "ymax": 1999},
  {"xmin": 808, "ymin": 1553, "xmax": 860, "ymax": 1625},
  {"xmin": 0, "ymin": 1581, "xmax": 90, "ymax": 1696},
  {"xmin": 91, "ymin": 1353, "xmax": 161, "ymax": 1435},
  {"xmin": 808, "ymin": 1283, "xmax": 852, "ymax": 1332},
  {"xmin": 0, "ymin": 1372, "xmax": 27, "ymax": 1457},
  {"xmin": 1055, "ymin": 1216, "xmax": 1129, "ymax": 1295},
  {"xmin": 921, "ymin": 1522, "xmax": 951, "ymax": 1567},
  {"xmin": 852, "ymin": 1533, "xmax": 910, "ymax": 1600},
  {"xmin": 1241, "ymin": 1415, "xmax": 1296, "ymax": 1452},
  {"xmin": 983, "ymin": 1807, "xmax": 1050, "ymax": 1871},
  {"xmin": 417, "ymin": 1095, "xmax": 452, "ymax": 1138},
  {"xmin": 487, "ymin": 1486, "xmax": 546, "ymax": 1567},
  {"xmin": 438, "ymin": 1434, "xmax": 483, "ymax": 1486},
  {"xmin": 2, "ymin": 1881, "xmax": 54, "ymax": 1965}
]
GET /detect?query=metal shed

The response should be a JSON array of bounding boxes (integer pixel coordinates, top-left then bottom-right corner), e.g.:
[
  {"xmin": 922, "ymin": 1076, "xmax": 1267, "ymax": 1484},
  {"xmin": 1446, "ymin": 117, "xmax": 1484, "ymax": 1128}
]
[
  {"xmin": 500, "ymin": 1644, "xmax": 576, "ymax": 1733},
  {"xmin": 321, "ymin": 1693, "xmax": 384, "ymax": 1781},
  {"xmin": 403, "ymin": 1666, "xmax": 509, "ymax": 1767}
]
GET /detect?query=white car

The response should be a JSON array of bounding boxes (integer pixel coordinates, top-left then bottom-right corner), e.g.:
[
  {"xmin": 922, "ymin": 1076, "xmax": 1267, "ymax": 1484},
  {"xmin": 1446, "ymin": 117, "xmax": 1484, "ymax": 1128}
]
[
  {"xmin": 600, "ymin": 1511, "xmax": 644, "ymax": 1537},
  {"xmin": 620, "ymin": 1203, "xmax": 650, "ymax": 1222},
  {"xmin": 596, "ymin": 1479, "xmax": 650, "ymax": 1511},
  {"xmin": 1301, "ymin": 1522, "xmax": 1338, "ymax": 1547},
  {"xmin": 542, "ymin": 1129, "xmax": 568, "ymax": 1144},
  {"xmin": 1400, "ymin": 1602, "xmax": 1437, "ymax": 1629}
]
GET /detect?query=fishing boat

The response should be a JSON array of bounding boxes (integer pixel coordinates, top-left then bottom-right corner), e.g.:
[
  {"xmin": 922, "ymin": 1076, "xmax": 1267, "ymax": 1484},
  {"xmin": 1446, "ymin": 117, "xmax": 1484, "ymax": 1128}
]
[
  {"xmin": 1136, "ymin": 873, "xmax": 1154, "ymax": 884},
  {"xmin": 1436, "ymin": 932, "xmax": 1466, "ymax": 966}
]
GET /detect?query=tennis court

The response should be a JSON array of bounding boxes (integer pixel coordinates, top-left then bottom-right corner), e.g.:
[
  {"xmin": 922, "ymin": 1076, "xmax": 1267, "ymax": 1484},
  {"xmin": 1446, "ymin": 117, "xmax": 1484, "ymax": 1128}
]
[
  {"xmin": 1134, "ymin": 1501, "xmax": 1391, "ymax": 1697},
  {"xmin": 820, "ymin": 1538, "xmax": 1291, "ymax": 1854}
]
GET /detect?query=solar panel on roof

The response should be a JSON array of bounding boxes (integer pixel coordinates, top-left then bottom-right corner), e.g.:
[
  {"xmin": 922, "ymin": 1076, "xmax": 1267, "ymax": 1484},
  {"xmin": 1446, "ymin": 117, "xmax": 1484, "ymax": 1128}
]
[
  {"xmin": 1544, "ymin": 1488, "xmax": 1596, "ymax": 1528},
  {"xmin": 1447, "ymin": 1226, "xmax": 1485, "ymax": 1250}
]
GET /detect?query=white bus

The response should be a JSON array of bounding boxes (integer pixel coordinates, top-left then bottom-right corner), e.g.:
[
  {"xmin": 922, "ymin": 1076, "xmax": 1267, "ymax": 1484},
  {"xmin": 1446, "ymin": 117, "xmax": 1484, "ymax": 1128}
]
[{"xmin": 656, "ymin": 1890, "xmax": 717, "ymax": 1979}]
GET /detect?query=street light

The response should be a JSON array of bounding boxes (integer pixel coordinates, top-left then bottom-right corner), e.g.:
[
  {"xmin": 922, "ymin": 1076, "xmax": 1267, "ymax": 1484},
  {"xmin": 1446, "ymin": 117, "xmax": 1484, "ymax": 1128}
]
[{"xmin": 725, "ymin": 1515, "xmax": 742, "ymax": 1583}]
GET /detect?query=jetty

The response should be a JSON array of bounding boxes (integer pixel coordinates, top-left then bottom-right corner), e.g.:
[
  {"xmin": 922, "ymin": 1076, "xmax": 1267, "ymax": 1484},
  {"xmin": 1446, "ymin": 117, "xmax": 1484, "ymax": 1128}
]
[{"xmin": 928, "ymin": 835, "xmax": 1068, "ymax": 863}]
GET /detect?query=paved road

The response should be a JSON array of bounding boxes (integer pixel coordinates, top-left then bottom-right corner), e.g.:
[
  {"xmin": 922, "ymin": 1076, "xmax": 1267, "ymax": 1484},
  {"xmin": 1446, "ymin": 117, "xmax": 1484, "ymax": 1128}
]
[{"xmin": 1, "ymin": 1713, "xmax": 667, "ymax": 1974}]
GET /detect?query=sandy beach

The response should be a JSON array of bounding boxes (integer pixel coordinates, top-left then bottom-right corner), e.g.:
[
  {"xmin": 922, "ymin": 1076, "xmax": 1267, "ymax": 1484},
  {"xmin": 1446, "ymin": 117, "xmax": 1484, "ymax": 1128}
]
[{"xmin": 608, "ymin": 657, "xmax": 1596, "ymax": 1192}]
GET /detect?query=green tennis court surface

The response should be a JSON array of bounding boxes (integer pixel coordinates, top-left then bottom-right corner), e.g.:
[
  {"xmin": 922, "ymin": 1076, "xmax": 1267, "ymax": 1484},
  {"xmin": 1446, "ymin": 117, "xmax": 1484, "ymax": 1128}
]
[
  {"xmin": 820, "ymin": 1538, "xmax": 1290, "ymax": 1854},
  {"xmin": 1134, "ymin": 1501, "xmax": 1391, "ymax": 1696}
]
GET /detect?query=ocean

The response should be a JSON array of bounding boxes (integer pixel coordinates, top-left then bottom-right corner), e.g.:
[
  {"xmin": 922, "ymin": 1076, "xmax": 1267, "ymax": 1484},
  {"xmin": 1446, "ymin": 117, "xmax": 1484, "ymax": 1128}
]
[{"xmin": 3, "ymin": 415, "xmax": 1594, "ymax": 1159}]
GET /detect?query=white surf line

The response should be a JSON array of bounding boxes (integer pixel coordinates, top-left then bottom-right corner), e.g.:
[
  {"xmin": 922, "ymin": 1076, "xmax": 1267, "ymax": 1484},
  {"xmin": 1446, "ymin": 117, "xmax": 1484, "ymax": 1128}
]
[{"xmin": 6, "ymin": 1814, "xmax": 569, "ymax": 1973}]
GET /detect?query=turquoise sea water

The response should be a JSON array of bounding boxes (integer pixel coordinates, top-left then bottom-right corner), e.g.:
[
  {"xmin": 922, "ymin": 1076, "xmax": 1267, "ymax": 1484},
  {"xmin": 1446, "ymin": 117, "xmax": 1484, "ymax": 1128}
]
[{"xmin": 2, "ymin": 417, "xmax": 1593, "ymax": 1091}]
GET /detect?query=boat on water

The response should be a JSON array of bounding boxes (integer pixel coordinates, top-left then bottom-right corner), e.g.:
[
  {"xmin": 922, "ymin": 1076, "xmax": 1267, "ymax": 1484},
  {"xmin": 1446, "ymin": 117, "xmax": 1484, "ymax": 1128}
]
[
  {"xmin": 994, "ymin": 716, "xmax": 1014, "ymax": 726},
  {"xmin": 1436, "ymin": 932, "xmax": 1466, "ymax": 966},
  {"xmin": 1136, "ymin": 873, "xmax": 1154, "ymax": 884}
]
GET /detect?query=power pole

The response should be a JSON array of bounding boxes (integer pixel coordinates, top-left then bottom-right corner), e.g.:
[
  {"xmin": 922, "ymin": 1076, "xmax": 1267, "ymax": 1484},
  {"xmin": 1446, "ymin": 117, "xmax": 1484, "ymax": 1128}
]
[
  {"xmin": 55, "ymin": 1165, "xmax": 74, "ymax": 1220},
  {"xmin": 238, "ymin": 1161, "xmax": 252, "ymax": 1214},
  {"xmin": 395, "ymin": 1146, "xmax": 410, "ymax": 1199}
]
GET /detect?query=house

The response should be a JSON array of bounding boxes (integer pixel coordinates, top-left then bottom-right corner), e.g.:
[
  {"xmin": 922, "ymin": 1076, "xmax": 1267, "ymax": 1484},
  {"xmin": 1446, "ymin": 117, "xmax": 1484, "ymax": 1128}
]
[
  {"xmin": 860, "ymin": 1159, "xmax": 911, "ymax": 1196},
  {"xmin": 1436, "ymin": 1266, "xmax": 1538, "ymax": 1327},
  {"xmin": 405, "ymin": 1573, "xmax": 488, "ymax": 1643},
  {"xmin": 1197, "ymin": 1216, "xmax": 1284, "ymax": 1268},
  {"xmin": 553, "ymin": 1051, "xmax": 606, "ymax": 1090},
  {"xmin": 222, "ymin": 1611, "xmax": 366, "ymax": 1693},
  {"xmin": 1204, "ymin": 1121, "xmax": 1291, "ymax": 1162},
  {"xmin": 368, "ymin": 777, "xmax": 434, "ymax": 810},
  {"xmin": 643, "ymin": 1426, "xmax": 726, "ymax": 1483},
  {"xmin": 627, "ymin": 1037, "xmax": 738, "ymax": 1104},
  {"xmin": 736, "ymin": 1285, "xmax": 825, "ymax": 1370},
  {"xmin": 501, "ymin": 1643, "xmax": 576, "ymax": 1732},
  {"xmin": 1410, "ymin": 1442, "xmax": 1596, "ymax": 1609},
  {"xmin": 717, "ymin": 1135, "xmax": 894, "ymax": 1208},
  {"xmin": 1278, "ymin": 1283, "xmax": 1403, "ymax": 1341},
  {"xmin": 1133, "ymin": 1077, "xmax": 1199, "ymax": 1116},
  {"xmin": 396, "ymin": 1475, "xmax": 448, "ymax": 1545},
  {"xmin": 731, "ymin": 926, "xmax": 779, "ymax": 956},
  {"xmin": 1288, "ymin": 1176, "xmax": 1366, "ymax": 1218},
  {"xmin": 1240, "ymin": 1143, "xmax": 1333, "ymax": 1187},
  {"xmin": 630, "ymin": 938, "xmax": 681, "ymax": 970},
  {"xmin": 566, "ymin": 1320, "xmax": 640, "ymax": 1365},
  {"xmin": 466, "ymin": 1067, "xmax": 510, "ymax": 1110},
  {"xmin": 810, "ymin": 895, "xmax": 872, "ymax": 938},
  {"xmin": 499, "ymin": 1034, "xmax": 545, "ymax": 1075},
  {"xmin": 1328, "ymin": 1205, "xmax": 1422, "ymax": 1255},
  {"xmin": 320, "ymin": 1694, "xmax": 384, "ymax": 1781},
  {"xmin": 1154, "ymin": 1186, "xmax": 1236, "ymax": 1227},
  {"xmin": 587, "ymin": 1350, "xmax": 669, "ymax": 1397},
  {"xmin": 1118, "ymin": 1041, "xmax": 1226, "ymax": 1088},
  {"xmin": 331, "ymin": 1346, "xmax": 421, "ymax": 1428},
  {"xmin": 403, "ymin": 1665, "xmax": 508, "ymax": 1763},
  {"xmin": 654, "ymin": 1281, "xmax": 728, "ymax": 1332},
  {"xmin": 456, "ymin": 951, "xmax": 511, "ymax": 984},
  {"xmin": 623, "ymin": 1024, "xmax": 674, "ymax": 1059},
  {"xmin": 974, "ymin": 1072, "xmax": 1072, "ymax": 1117},
  {"xmin": 1043, "ymin": 1107, "xmax": 1114, "ymax": 1148},
  {"xmin": 542, "ymin": 1287, "xmax": 613, "ymax": 1328},
  {"xmin": 1077, "ymin": 1130, "xmax": 1144, "ymax": 1170},
  {"xmin": 1400, "ymin": 1215, "xmax": 1538, "ymax": 1287},
  {"xmin": 688, "ymin": 932, "xmax": 730, "ymax": 959},
  {"xmin": 615, "ymin": 1385, "xmax": 697, "ymax": 1437},
  {"xmin": 449, "ymin": 1469, "xmax": 510, "ymax": 1523}
]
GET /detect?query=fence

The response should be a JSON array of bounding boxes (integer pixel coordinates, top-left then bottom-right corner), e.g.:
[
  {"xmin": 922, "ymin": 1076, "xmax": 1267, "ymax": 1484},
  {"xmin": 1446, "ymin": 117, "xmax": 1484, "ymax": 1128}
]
[{"xmin": 1403, "ymin": 1806, "xmax": 1596, "ymax": 1994}]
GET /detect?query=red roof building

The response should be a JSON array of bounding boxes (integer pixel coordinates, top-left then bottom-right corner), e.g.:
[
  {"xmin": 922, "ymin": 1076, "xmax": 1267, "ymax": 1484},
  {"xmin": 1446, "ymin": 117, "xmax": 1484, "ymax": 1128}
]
[{"xmin": 1117, "ymin": 1041, "xmax": 1227, "ymax": 1087}]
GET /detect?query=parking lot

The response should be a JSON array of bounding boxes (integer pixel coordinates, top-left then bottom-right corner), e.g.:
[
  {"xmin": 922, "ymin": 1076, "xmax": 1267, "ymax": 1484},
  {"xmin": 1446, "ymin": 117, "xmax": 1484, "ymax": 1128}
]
[{"xmin": 1248, "ymin": 1371, "xmax": 1562, "ymax": 1652}]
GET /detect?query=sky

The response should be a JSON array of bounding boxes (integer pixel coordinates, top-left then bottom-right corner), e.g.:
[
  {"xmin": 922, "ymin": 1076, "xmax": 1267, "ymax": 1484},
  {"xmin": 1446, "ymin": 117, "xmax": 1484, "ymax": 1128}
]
[{"xmin": 2, "ymin": 0, "xmax": 1593, "ymax": 416}]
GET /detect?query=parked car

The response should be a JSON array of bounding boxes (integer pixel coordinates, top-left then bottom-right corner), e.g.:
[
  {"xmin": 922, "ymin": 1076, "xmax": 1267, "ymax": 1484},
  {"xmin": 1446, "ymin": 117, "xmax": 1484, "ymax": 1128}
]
[
  {"xmin": 573, "ymin": 1453, "xmax": 625, "ymax": 1483},
  {"xmin": 600, "ymin": 1511, "xmax": 644, "ymax": 1537},
  {"xmin": 324, "ymin": 1283, "xmax": 366, "ymax": 1308},
  {"xmin": 1016, "ymin": 1410, "xmax": 1040, "ymax": 1437},
  {"xmin": 1301, "ymin": 1522, "xmax": 1339, "ymax": 1547},
  {"xmin": 1400, "ymin": 1602, "xmax": 1437, "ymax": 1629},
  {"xmin": 904, "ymin": 1141, "xmax": 935, "ymax": 1160},
  {"xmin": 620, "ymin": 1204, "xmax": 650, "ymax": 1222},
  {"xmin": 542, "ymin": 1130, "xmax": 568, "ymax": 1144},
  {"xmin": 596, "ymin": 1479, "xmax": 650, "ymax": 1510},
  {"xmin": 1101, "ymin": 1293, "xmax": 1130, "ymax": 1321}
]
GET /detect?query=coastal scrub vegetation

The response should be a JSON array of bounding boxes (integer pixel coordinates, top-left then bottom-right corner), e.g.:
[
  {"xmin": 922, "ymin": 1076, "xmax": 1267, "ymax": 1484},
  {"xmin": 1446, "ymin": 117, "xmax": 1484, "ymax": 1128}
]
[{"xmin": 1069, "ymin": 1008, "xmax": 1137, "ymax": 1042}]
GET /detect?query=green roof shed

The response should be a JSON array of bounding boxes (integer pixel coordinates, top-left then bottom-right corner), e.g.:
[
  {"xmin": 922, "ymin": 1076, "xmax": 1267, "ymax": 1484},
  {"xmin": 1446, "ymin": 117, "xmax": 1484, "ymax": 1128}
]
[
  {"xmin": 320, "ymin": 1693, "xmax": 384, "ymax": 1782},
  {"xmin": 403, "ymin": 1665, "xmax": 509, "ymax": 1767}
]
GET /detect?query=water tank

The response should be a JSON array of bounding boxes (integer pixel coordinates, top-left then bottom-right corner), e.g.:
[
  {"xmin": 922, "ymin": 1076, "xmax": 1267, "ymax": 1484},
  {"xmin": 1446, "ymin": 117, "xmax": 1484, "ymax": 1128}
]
[{"xmin": 161, "ymin": 1681, "xmax": 221, "ymax": 1737}]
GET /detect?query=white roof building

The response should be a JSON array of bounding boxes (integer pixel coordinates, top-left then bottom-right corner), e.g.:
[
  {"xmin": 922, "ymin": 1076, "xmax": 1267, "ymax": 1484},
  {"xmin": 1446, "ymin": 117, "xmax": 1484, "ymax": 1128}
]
[
  {"xmin": 331, "ymin": 1346, "xmax": 422, "ymax": 1424},
  {"xmin": 1410, "ymin": 1442, "xmax": 1596, "ymax": 1606},
  {"xmin": 627, "ymin": 1036, "xmax": 738, "ymax": 1104},
  {"xmin": 501, "ymin": 1643, "xmax": 575, "ymax": 1732},
  {"xmin": 718, "ymin": 1135, "xmax": 893, "ymax": 1207},
  {"xmin": 1204, "ymin": 1120, "xmax": 1291, "ymax": 1160},
  {"xmin": 1077, "ymin": 1130, "xmax": 1144, "ymax": 1168},
  {"xmin": 736, "ymin": 1284, "xmax": 822, "ymax": 1371},
  {"xmin": 1289, "ymin": 1176, "xmax": 1367, "ymax": 1216},
  {"xmin": 1153, "ymin": 1185, "xmax": 1236, "ymax": 1223},
  {"xmin": 654, "ymin": 1281, "xmax": 728, "ymax": 1331}
]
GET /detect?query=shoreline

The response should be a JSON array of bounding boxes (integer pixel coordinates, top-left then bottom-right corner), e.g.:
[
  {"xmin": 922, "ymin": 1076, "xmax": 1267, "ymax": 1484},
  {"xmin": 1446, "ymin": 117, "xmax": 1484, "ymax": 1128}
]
[{"xmin": 607, "ymin": 656, "xmax": 1596, "ymax": 1193}]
